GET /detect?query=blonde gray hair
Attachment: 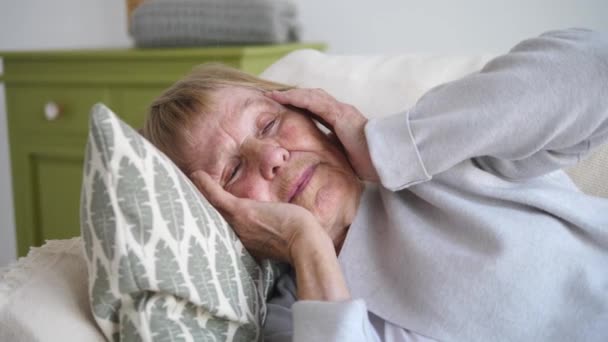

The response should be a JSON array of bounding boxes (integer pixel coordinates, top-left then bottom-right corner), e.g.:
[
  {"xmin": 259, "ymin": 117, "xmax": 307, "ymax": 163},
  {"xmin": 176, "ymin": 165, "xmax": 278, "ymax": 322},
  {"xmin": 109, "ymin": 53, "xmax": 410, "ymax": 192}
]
[{"xmin": 143, "ymin": 63, "xmax": 293, "ymax": 171}]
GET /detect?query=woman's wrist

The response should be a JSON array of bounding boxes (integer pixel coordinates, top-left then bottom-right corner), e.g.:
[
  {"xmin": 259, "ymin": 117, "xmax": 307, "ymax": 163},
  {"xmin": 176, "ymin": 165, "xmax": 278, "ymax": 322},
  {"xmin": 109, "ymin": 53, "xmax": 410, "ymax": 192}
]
[
  {"xmin": 288, "ymin": 225, "xmax": 351, "ymax": 301},
  {"xmin": 288, "ymin": 224, "xmax": 332, "ymax": 264}
]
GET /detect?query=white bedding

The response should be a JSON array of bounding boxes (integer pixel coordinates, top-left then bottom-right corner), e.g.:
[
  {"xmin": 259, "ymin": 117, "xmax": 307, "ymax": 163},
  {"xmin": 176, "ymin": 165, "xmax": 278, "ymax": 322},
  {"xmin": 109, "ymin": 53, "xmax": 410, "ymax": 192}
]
[{"xmin": 0, "ymin": 238, "xmax": 105, "ymax": 342}]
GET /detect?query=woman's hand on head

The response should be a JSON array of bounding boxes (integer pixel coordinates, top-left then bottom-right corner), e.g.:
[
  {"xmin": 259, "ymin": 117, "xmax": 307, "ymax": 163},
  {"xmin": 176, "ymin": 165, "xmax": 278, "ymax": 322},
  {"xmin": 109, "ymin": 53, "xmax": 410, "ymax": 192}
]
[
  {"xmin": 190, "ymin": 170, "xmax": 332, "ymax": 264},
  {"xmin": 265, "ymin": 88, "xmax": 380, "ymax": 183}
]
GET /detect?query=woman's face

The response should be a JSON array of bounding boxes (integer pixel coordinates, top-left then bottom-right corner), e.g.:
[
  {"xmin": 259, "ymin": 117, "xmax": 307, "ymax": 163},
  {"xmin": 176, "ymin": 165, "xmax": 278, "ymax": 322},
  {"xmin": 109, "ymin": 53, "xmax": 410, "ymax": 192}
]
[{"xmin": 183, "ymin": 86, "xmax": 362, "ymax": 235}]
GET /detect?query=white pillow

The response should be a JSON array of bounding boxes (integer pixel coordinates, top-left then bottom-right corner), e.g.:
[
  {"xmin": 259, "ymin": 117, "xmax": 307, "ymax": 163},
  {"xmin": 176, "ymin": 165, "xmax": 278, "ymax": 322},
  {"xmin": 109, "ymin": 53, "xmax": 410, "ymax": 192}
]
[
  {"xmin": 260, "ymin": 49, "xmax": 608, "ymax": 198},
  {"xmin": 0, "ymin": 238, "xmax": 105, "ymax": 342},
  {"xmin": 260, "ymin": 49, "xmax": 494, "ymax": 118}
]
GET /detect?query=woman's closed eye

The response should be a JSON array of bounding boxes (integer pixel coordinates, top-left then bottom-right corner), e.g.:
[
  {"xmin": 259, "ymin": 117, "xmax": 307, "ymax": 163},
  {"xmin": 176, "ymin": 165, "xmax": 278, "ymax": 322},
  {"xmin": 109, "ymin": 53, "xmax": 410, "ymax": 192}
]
[
  {"xmin": 224, "ymin": 117, "xmax": 277, "ymax": 187},
  {"xmin": 226, "ymin": 160, "xmax": 242, "ymax": 186},
  {"xmin": 261, "ymin": 118, "xmax": 278, "ymax": 136}
]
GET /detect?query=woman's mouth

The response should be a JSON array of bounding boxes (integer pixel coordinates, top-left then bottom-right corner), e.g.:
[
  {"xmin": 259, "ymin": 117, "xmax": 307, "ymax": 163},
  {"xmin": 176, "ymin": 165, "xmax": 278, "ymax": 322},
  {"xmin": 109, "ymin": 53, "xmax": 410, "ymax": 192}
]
[{"xmin": 288, "ymin": 164, "xmax": 317, "ymax": 203}]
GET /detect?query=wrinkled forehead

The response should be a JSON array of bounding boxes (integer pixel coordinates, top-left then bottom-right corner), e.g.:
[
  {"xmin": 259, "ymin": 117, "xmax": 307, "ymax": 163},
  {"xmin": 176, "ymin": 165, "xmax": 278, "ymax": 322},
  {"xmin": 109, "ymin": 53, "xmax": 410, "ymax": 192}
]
[
  {"xmin": 184, "ymin": 87, "xmax": 257, "ymax": 139},
  {"xmin": 181, "ymin": 87, "xmax": 278, "ymax": 173}
]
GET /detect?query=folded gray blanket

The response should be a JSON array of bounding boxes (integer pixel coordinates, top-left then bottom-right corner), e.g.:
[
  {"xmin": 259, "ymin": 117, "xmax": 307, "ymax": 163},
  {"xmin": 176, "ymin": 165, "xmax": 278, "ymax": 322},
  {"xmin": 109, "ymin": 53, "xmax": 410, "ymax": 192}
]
[{"xmin": 130, "ymin": 0, "xmax": 301, "ymax": 47}]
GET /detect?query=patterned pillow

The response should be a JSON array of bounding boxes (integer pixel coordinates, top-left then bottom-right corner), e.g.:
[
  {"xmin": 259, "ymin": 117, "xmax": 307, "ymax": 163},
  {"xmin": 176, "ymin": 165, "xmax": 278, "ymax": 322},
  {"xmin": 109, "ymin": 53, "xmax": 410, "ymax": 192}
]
[{"xmin": 80, "ymin": 103, "xmax": 280, "ymax": 341}]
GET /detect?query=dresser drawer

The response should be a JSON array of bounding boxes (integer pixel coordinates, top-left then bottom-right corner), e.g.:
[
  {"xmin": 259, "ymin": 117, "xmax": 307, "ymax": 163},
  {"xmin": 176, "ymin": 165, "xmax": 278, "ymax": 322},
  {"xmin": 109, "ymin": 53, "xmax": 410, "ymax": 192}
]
[{"xmin": 8, "ymin": 86, "xmax": 111, "ymax": 136}]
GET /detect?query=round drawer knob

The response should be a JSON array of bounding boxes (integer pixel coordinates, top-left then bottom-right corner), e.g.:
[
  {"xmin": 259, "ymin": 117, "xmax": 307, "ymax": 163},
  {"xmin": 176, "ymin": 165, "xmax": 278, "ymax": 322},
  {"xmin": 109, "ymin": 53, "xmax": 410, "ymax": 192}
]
[{"xmin": 44, "ymin": 102, "xmax": 62, "ymax": 121}]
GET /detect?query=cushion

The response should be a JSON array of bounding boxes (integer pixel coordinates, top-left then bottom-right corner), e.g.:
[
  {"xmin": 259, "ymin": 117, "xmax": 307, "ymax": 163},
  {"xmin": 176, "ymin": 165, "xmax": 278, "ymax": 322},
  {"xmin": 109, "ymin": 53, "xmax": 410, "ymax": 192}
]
[
  {"xmin": 260, "ymin": 49, "xmax": 608, "ymax": 198},
  {"xmin": 0, "ymin": 238, "xmax": 105, "ymax": 342},
  {"xmin": 130, "ymin": 0, "xmax": 301, "ymax": 47},
  {"xmin": 80, "ymin": 103, "xmax": 280, "ymax": 341},
  {"xmin": 261, "ymin": 49, "xmax": 495, "ymax": 119}
]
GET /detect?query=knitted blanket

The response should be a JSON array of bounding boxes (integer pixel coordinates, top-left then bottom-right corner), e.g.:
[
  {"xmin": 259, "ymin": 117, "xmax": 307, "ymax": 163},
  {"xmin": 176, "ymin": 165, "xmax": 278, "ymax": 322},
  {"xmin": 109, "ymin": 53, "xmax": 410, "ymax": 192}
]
[{"xmin": 130, "ymin": 0, "xmax": 301, "ymax": 47}]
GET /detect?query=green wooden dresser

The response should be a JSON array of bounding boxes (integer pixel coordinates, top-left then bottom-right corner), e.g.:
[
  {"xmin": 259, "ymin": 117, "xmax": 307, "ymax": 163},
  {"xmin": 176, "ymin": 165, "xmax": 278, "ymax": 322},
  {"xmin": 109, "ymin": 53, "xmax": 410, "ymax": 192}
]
[{"xmin": 1, "ymin": 43, "xmax": 324, "ymax": 256}]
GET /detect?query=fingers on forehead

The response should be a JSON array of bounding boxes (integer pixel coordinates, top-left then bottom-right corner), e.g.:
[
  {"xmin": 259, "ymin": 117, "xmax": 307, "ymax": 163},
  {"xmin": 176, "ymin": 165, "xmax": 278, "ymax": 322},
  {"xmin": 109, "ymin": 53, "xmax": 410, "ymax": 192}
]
[
  {"xmin": 295, "ymin": 89, "xmax": 338, "ymax": 120},
  {"xmin": 268, "ymin": 88, "xmax": 341, "ymax": 128}
]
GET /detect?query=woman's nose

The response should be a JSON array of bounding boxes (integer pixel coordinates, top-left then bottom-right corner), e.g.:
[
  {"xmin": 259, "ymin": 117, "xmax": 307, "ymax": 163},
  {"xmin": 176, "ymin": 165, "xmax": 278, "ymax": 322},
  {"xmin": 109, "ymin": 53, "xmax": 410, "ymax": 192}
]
[
  {"xmin": 260, "ymin": 144, "xmax": 289, "ymax": 180},
  {"xmin": 243, "ymin": 139, "xmax": 289, "ymax": 180}
]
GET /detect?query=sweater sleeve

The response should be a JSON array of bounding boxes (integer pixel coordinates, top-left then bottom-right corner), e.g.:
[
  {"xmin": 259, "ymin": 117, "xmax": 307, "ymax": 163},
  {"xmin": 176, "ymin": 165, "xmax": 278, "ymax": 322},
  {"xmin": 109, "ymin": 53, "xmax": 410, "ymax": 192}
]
[
  {"xmin": 263, "ymin": 269, "xmax": 381, "ymax": 342},
  {"xmin": 291, "ymin": 300, "xmax": 381, "ymax": 342},
  {"xmin": 365, "ymin": 28, "xmax": 608, "ymax": 191}
]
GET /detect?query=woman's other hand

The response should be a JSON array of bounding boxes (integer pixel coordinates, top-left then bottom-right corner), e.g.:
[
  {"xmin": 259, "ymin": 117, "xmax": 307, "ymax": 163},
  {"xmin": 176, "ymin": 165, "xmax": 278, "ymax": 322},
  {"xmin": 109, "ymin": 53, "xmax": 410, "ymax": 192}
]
[
  {"xmin": 190, "ymin": 170, "xmax": 331, "ymax": 264},
  {"xmin": 265, "ymin": 89, "xmax": 380, "ymax": 183}
]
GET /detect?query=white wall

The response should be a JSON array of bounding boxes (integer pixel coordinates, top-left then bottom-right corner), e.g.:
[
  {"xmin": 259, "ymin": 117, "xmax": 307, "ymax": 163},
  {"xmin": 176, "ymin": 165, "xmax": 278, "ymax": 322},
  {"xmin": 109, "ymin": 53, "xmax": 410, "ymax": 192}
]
[
  {"xmin": 298, "ymin": 0, "xmax": 608, "ymax": 54},
  {"xmin": 0, "ymin": 0, "xmax": 132, "ymax": 51},
  {"xmin": 0, "ymin": 0, "xmax": 606, "ymax": 267}
]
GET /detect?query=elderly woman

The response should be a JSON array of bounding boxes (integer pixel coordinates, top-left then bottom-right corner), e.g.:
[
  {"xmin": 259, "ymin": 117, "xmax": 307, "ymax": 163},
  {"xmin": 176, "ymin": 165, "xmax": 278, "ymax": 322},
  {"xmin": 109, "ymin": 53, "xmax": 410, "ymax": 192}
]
[{"xmin": 143, "ymin": 28, "xmax": 608, "ymax": 341}]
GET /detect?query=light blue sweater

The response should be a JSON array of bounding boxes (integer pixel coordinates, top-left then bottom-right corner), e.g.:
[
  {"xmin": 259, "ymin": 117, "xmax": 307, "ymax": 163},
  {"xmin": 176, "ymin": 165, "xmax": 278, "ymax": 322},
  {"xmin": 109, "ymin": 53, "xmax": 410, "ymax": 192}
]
[{"xmin": 263, "ymin": 28, "xmax": 608, "ymax": 342}]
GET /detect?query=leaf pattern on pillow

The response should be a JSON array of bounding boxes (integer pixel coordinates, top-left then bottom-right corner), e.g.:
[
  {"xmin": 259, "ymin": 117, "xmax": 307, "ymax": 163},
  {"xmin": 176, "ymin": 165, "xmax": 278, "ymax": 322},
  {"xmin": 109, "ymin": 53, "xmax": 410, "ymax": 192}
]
[
  {"xmin": 131, "ymin": 291, "xmax": 152, "ymax": 313},
  {"xmin": 91, "ymin": 107, "xmax": 114, "ymax": 169},
  {"xmin": 154, "ymin": 157, "xmax": 185, "ymax": 243},
  {"xmin": 92, "ymin": 259, "xmax": 119, "ymax": 323},
  {"xmin": 239, "ymin": 251, "xmax": 260, "ymax": 317},
  {"xmin": 188, "ymin": 237, "xmax": 220, "ymax": 313},
  {"xmin": 149, "ymin": 299, "xmax": 186, "ymax": 342},
  {"xmin": 262, "ymin": 260, "xmax": 281, "ymax": 301},
  {"xmin": 85, "ymin": 140, "xmax": 92, "ymax": 177},
  {"xmin": 80, "ymin": 189, "xmax": 93, "ymax": 261},
  {"xmin": 205, "ymin": 316, "xmax": 229, "ymax": 341},
  {"xmin": 215, "ymin": 235, "xmax": 242, "ymax": 319},
  {"xmin": 91, "ymin": 171, "xmax": 116, "ymax": 261},
  {"xmin": 128, "ymin": 249, "xmax": 150, "ymax": 289},
  {"xmin": 240, "ymin": 249, "xmax": 261, "ymax": 284},
  {"xmin": 117, "ymin": 157, "xmax": 153, "ymax": 246},
  {"xmin": 181, "ymin": 303, "xmax": 217, "ymax": 341},
  {"xmin": 178, "ymin": 175, "xmax": 210, "ymax": 238},
  {"xmin": 119, "ymin": 121, "xmax": 146, "ymax": 158},
  {"xmin": 201, "ymin": 195, "xmax": 228, "ymax": 239},
  {"xmin": 155, "ymin": 240, "xmax": 190, "ymax": 299},
  {"xmin": 83, "ymin": 105, "xmax": 280, "ymax": 342},
  {"xmin": 121, "ymin": 315, "xmax": 143, "ymax": 342},
  {"xmin": 118, "ymin": 254, "xmax": 137, "ymax": 294},
  {"xmin": 119, "ymin": 250, "xmax": 150, "ymax": 294}
]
